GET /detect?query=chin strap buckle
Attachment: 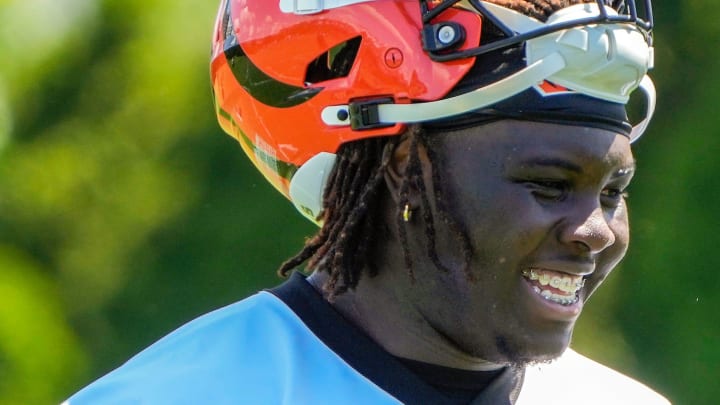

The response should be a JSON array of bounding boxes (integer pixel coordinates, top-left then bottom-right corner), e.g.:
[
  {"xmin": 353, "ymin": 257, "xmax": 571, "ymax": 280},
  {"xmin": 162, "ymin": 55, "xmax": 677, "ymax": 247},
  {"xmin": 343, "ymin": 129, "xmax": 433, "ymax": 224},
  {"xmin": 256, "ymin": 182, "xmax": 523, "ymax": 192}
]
[{"xmin": 348, "ymin": 98, "xmax": 395, "ymax": 130}]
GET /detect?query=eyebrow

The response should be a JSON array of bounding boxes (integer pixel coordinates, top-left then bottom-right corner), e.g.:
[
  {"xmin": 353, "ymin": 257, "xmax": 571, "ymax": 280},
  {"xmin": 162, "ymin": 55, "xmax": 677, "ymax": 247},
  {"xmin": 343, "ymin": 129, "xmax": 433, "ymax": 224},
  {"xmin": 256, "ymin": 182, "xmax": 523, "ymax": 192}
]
[
  {"xmin": 519, "ymin": 157, "xmax": 584, "ymax": 173},
  {"xmin": 518, "ymin": 157, "xmax": 637, "ymax": 177}
]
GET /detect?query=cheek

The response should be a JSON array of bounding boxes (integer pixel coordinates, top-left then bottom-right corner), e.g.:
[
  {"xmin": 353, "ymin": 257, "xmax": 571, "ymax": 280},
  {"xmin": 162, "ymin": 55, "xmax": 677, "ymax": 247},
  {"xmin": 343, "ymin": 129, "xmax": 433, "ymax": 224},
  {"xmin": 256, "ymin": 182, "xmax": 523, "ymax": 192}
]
[
  {"xmin": 459, "ymin": 193, "xmax": 552, "ymax": 271},
  {"xmin": 609, "ymin": 207, "xmax": 631, "ymax": 259},
  {"xmin": 588, "ymin": 212, "xmax": 630, "ymax": 294},
  {"xmin": 448, "ymin": 174, "xmax": 530, "ymax": 223}
]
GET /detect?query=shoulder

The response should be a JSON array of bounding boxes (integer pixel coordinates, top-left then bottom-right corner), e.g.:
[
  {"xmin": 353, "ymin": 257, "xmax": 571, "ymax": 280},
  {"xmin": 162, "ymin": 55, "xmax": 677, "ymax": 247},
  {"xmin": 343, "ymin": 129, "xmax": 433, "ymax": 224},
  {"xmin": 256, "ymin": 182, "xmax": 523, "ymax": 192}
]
[
  {"xmin": 516, "ymin": 349, "xmax": 670, "ymax": 405},
  {"xmin": 66, "ymin": 288, "xmax": 401, "ymax": 405},
  {"xmin": 66, "ymin": 292, "xmax": 299, "ymax": 404}
]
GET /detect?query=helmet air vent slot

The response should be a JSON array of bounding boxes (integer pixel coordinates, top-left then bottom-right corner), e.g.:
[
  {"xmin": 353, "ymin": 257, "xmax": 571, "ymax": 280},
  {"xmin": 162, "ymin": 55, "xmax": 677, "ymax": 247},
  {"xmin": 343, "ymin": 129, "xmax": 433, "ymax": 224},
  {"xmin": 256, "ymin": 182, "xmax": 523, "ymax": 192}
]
[{"xmin": 305, "ymin": 36, "xmax": 362, "ymax": 84}]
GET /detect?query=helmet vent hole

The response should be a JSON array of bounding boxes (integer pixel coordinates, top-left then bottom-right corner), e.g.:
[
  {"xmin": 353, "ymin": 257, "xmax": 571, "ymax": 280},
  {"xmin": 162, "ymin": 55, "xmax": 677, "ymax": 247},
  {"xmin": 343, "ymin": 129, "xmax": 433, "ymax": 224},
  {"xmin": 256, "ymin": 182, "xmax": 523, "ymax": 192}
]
[{"xmin": 305, "ymin": 36, "xmax": 362, "ymax": 84}]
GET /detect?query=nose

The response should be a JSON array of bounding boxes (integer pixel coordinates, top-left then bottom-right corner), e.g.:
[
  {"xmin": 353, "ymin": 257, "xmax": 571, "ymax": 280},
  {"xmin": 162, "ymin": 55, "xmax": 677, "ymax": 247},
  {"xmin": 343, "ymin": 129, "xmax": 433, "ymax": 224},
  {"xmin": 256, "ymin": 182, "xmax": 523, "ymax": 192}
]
[{"xmin": 559, "ymin": 205, "xmax": 616, "ymax": 254}]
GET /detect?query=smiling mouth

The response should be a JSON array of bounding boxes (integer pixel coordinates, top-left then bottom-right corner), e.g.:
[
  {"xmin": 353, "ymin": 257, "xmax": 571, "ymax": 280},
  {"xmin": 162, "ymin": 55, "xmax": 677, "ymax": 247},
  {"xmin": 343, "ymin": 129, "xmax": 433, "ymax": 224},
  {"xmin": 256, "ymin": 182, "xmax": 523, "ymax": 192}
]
[{"xmin": 521, "ymin": 268, "xmax": 586, "ymax": 306}]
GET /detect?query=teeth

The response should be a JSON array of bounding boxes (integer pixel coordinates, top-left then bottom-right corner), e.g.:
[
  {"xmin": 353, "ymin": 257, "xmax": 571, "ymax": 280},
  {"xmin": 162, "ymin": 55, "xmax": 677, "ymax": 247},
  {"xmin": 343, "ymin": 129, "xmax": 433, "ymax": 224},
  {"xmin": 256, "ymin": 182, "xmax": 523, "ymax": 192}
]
[
  {"xmin": 522, "ymin": 268, "xmax": 586, "ymax": 306},
  {"xmin": 522, "ymin": 268, "xmax": 586, "ymax": 294},
  {"xmin": 535, "ymin": 288, "xmax": 579, "ymax": 306}
]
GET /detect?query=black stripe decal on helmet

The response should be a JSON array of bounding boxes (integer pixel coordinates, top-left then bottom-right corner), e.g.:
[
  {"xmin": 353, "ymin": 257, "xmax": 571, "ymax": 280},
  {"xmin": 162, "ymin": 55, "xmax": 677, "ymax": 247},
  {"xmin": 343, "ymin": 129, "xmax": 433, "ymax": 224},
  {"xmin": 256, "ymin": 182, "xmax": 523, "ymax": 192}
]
[{"xmin": 221, "ymin": 4, "xmax": 321, "ymax": 108}]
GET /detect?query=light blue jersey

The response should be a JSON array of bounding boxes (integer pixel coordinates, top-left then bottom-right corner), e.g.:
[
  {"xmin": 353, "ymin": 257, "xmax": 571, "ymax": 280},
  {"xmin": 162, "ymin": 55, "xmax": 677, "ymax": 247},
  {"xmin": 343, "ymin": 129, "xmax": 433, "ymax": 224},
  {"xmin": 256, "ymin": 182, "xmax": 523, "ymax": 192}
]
[{"xmin": 66, "ymin": 291, "xmax": 400, "ymax": 405}]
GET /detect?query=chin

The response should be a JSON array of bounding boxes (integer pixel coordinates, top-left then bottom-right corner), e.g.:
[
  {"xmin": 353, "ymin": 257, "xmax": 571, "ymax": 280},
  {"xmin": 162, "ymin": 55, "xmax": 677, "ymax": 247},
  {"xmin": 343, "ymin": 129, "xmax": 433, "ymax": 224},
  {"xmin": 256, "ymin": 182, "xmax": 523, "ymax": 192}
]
[{"xmin": 490, "ymin": 331, "xmax": 572, "ymax": 368}]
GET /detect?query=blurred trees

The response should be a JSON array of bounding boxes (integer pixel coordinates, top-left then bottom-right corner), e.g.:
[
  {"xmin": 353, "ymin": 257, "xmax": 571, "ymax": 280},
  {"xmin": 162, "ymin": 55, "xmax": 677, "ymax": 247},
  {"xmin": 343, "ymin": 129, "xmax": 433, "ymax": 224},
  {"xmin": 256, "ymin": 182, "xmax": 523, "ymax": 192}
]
[{"xmin": 0, "ymin": 0, "xmax": 717, "ymax": 404}]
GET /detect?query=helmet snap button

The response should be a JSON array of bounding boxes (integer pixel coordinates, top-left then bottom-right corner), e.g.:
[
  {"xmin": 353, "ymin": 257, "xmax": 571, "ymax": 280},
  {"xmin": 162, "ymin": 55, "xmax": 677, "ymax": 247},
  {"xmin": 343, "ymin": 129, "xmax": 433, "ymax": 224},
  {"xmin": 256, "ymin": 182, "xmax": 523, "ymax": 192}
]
[
  {"xmin": 384, "ymin": 48, "xmax": 403, "ymax": 68},
  {"xmin": 336, "ymin": 109, "xmax": 349, "ymax": 121},
  {"xmin": 437, "ymin": 25, "xmax": 456, "ymax": 44}
]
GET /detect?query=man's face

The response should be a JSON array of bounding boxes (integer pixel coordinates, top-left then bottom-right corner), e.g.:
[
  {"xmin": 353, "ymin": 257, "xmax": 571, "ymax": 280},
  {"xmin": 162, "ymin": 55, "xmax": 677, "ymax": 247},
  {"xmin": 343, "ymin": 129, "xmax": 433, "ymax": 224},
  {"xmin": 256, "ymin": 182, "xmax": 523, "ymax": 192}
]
[{"xmin": 408, "ymin": 120, "xmax": 635, "ymax": 365}]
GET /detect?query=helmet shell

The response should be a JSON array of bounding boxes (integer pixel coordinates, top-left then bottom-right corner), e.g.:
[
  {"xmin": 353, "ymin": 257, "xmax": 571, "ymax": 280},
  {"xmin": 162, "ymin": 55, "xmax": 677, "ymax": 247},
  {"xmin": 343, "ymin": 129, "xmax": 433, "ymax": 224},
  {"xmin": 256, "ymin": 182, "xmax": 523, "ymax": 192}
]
[{"xmin": 211, "ymin": 0, "xmax": 480, "ymax": 197}]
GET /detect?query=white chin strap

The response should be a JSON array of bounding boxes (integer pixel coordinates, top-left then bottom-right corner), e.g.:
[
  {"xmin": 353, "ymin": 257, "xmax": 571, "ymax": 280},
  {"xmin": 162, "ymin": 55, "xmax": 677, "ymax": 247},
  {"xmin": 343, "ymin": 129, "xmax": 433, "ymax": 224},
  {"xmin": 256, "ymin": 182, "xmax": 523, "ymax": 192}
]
[{"xmin": 293, "ymin": 1, "xmax": 656, "ymax": 225}]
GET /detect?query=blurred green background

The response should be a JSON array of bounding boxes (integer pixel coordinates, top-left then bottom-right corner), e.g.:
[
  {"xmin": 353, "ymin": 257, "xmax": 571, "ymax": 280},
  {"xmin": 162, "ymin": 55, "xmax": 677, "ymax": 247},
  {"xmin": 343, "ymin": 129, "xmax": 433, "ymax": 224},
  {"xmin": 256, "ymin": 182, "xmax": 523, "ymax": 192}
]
[{"xmin": 0, "ymin": 0, "xmax": 717, "ymax": 404}]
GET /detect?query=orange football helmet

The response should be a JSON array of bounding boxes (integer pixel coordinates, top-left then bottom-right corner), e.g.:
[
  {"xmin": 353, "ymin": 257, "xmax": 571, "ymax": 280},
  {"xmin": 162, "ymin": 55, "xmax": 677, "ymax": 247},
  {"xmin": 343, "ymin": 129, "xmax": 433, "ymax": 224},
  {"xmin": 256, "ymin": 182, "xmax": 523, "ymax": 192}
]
[{"xmin": 210, "ymin": 0, "xmax": 654, "ymax": 222}]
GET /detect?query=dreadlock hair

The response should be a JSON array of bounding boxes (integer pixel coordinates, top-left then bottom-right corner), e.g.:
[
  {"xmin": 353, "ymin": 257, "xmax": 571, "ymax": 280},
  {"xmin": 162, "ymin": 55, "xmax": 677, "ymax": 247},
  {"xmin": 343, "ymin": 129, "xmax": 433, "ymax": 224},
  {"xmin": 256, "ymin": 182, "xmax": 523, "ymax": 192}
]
[
  {"xmin": 277, "ymin": 0, "xmax": 619, "ymax": 298},
  {"xmin": 276, "ymin": 134, "xmax": 394, "ymax": 296},
  {"xmin": 276, "ymin": 126, "xmax": 471, "ymax": 299}
]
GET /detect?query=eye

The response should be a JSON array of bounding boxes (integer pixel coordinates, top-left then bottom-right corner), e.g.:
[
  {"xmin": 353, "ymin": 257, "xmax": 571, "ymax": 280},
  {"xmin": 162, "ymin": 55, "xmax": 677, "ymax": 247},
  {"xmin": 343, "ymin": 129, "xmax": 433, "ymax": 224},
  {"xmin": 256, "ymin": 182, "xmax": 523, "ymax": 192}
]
[
  {"xmin": 524, "ymin": 180, "xmax": 569, "ymax": 202},
  {"xmin": 600, "ymin": 187, "xmax": 629, "ymax": 208}
]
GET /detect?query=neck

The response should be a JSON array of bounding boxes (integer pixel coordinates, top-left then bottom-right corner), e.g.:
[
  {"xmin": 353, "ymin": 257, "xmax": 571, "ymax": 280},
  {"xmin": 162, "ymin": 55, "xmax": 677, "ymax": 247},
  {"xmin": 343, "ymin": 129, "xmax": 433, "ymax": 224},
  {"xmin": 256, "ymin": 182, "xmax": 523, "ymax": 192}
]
[{"xmin": 307, "ymin": 269, "xmax": 504, "ymax": 371}]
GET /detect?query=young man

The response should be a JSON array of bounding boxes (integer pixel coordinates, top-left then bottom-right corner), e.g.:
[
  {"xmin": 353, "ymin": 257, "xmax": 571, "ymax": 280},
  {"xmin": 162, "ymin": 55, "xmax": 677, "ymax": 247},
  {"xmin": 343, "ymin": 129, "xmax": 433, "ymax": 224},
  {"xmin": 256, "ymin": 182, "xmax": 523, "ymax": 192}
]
[{"xmin": 67, "ymin": 0, "xmax": 669, "ymax": 403}]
